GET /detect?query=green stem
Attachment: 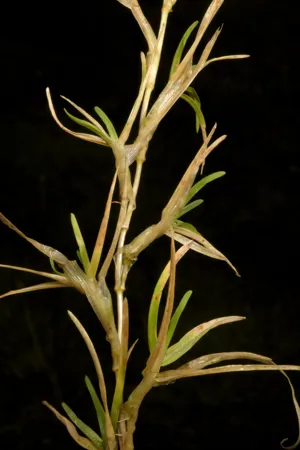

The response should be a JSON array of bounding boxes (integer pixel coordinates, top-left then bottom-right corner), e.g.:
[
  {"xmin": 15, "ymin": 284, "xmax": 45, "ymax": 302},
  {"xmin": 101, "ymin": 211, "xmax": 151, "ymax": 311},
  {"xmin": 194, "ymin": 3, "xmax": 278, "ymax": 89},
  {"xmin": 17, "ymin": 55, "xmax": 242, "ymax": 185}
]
[{"xmin": 111, "ymin": 366, "xmax": 126, "ymax": 431}]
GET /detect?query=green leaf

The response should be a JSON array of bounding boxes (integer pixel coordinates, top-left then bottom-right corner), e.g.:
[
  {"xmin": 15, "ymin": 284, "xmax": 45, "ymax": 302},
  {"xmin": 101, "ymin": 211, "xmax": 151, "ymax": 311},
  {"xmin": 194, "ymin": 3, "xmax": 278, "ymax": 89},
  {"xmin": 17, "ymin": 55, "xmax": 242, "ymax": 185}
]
[
  {"xmin": 148, "ymin": 245, "xmax": 191, "ymax": 353},
  {"xmin": 177, "ymin": 199, "xmax": 204, "ymax": 219},
  {"xmin": 61, "ymin": 402, "xmax": 103, "ymax": 449},
  {"xmin": 70, "ymin": 213, "xmax": 90, "ymax": 273},
  {"xmin": 49, "ymin": 258, "xmax": 64, "ymax": 275},
  {"xmin": 85, "ymin": 376, "xmax": 106, "ymax": 447},
  {"xmin": 181, "ymin": 93, "xmax": 206, "ymax": 132},
  {"xmin": 169, "ymin": 21, "xmax": 199, "ymax": 77},
  {"xmin": 76, "ymin": 250, "xmax": 83, "ymax": 266},
  {"xmin": 162, "ymin": 316, "xmax": 245, "ymax": 366},
  {"xmin": 185, "ymin": 87, "xmax": 201, "ymax": 104},
  {"xmin": 166, "ymin": 290, "xmax": 192, "ymax": 348},
  {"xmin": 64, "ymin": 108, "xmax": 108, "ymax": 141},
  {"xmin": 94, "ymin": 107, "xmax": 118, "ymax": 140},
  {"xmin": 148, "ymin": 276, "xmax": 164, "ymax": 353},
  {"xmin": 186, "ymin": 171, "xmax": 226, "ymax": 204},
  {"xmin": 173, "ymin": 220, "xmax": 198, "ymax": 233}
]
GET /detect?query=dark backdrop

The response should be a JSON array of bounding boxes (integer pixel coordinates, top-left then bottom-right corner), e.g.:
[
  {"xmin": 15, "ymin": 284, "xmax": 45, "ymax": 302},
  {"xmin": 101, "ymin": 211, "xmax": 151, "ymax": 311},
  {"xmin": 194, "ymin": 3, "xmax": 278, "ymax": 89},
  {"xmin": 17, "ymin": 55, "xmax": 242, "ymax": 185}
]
[{"xmin": 0, "ymin": 1, "xmax": 299, "ymax": 449}]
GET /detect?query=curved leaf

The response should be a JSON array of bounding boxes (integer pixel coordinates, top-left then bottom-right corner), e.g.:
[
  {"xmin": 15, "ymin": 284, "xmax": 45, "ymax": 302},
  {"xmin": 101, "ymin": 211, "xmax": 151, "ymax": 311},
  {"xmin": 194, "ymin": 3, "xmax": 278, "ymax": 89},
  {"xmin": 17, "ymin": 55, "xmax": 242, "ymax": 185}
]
[
  {"xmin": 185, "ymin": 87, "xmax": 201, "ymax": 104},
  {"xmin": 50, "ymin": 258, "xmax": 64, "ymax": 275},
  {"xmin": 162, "ymin": 315, "xmax": 245, "ymax": 366},
  {"xmin": 94, "ymin": 106, "xmax": 118, "ymax": 140},
  {"xmin": 169, "ymin": 223, "xmax": 240, "ymax": 276},
  {"xmin": 169, "ymin": 21, "xmax": 199, "ymax": 77},
  {"xmin": 64, "ymin": 109, "xmax": 108, "ymax": 141},
  {"xmin": 173, "ymin": 220, "xmax": 198, "ymax": 233},
  {"xmin": 61, "ymin": 95, "xmax": 111, "ymax": 143},
  {"xmin": 62, "ymin": 402, "xmax": 103, "ymax": 449},
  {"xmin": 43, "ymin": 401, "xmax": 98, "ymax": 450},
  {"xmin": 181, "ymin": 93, "xmax": 205, "ymax": 132},
  {"xmin": 46, "ymin": 88, "xmax": 107, "ymax": 146}
]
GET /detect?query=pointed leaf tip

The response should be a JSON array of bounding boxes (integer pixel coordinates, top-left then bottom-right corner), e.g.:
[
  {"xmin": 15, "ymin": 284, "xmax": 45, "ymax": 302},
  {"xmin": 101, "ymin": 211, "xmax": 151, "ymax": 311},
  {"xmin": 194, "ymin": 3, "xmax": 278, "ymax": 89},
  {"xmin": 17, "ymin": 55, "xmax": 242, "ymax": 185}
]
[{"xmin": 162, "ymin": 315, "xmax": 245, "ymax": 366}]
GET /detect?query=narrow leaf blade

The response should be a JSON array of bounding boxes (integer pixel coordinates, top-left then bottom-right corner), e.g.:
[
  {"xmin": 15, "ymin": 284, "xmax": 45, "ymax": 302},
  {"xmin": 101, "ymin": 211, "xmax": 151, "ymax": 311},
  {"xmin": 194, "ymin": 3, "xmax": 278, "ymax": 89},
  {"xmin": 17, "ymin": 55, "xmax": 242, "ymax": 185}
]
[
  {"xmin": 173, "ymin": 220, "xmax": 198, "ymax": 233},
  {"xmin": 147, "ymin": 244, "xmax": 191, "ymax": 353},
  {"xmin": 186, "ymin": 171, "xmax": 226, "ymax": 204},
  {"xmin": 50, "ymin": 258, "xmax": 64, "ymax": 275},
  {"xmin": 0, "ymin": 281, "xmax": 68, "ymax": 300},
  {"xmin": 177, "ymin": 199, "xmax": 204, "ymax": 218},
  {"xmin": 94, "ymin": 106, "xmax": 118, "ymax": 140},
  {"xmin": 0, "ymin": 262, "xmax": 66, "ymax": 281},
  {"xmin": 185, "ymin": 87, "xmax": 201, "ymax": 104},
  {"xmin": 85, "ymin": 376, "xmax": 106, "ymax": 447},
  {"xmin": 62, "ymin": 402, "xmax": 103, "ymax": 449},
  {"xmin": 43, "ymin": 401, "xmax": 98, "ymax": 450},
  {"xmin": 169, "ymin": 21, "xmax": 199, "ymax": 77},
  {"xmin": 166, "ymin": 290, "xmax": 192, "ymax": 347},
  {"xmin": 70, "ymin": 213, "xmax": 90, "ymax": 272},
  {"xmin": 64, "ymin": 109, "xmax": 108, "ymax": 140},
  {"xmin": 162, "ymin": 316, "xmax": 245, "ymax": 366},
  {"xmin": 181, "ymin": 93, "xmax": 206, "ymax": 132}
]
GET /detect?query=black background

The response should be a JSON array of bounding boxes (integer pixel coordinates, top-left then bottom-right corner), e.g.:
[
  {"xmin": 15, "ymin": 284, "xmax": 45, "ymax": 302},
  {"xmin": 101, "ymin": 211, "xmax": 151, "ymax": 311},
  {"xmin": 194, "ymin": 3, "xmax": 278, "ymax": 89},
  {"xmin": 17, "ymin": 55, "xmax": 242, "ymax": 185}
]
[{"xmin": 0, "ymin": 0, "xmax": 300, "ymax": 449}]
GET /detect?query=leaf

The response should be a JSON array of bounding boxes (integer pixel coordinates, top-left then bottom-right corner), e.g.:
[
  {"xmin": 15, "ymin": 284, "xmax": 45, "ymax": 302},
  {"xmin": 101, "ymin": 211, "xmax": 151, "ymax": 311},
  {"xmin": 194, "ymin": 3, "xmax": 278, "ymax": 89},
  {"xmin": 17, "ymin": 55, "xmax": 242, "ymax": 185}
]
[
  {"xmin": 166, "ymin": 290, "xmax": 192, "ymax": 347},
  {"xmin": 181, "ymin": 92, "xmax": 206, "ymax": 132},
  {"xmin": 46, "ymin": 88, "xmax": 108, "ymax": 146},
  {"xmin": 169, "ymin": 24, "xmax": 206, "ymax": 133},
  {"xmin": 169, "ymin": 222, "xmax": 240, "ymax": 276},
  {"xmin": 67, "ymin": 311, "xmax": 116, "ymax": 450},
  {"xmin": 0, "ymin": 262, "xmax": 66, "ymax": 282},
  {"xmin": 162, "ymin": 315, "xmax": 245, "ymax": 366},
  {"xmin": 64, "ymin": 109, "xmax": 108, "ymax": 141},
  {"xmin": 186, "ymin": 171, "xmax": 226, "ymax": 204},
  {"xmin": 62, "ymin": 402, "xmax": 103, "ymax": 449},
  {"xmin": 50, "ymin": 258, "xmax": 64, "ymax": 275},
  {"xmin": 145, "ymin": 232, "xmax": 177, "ymax": 374},
  {"xmin": 94, "ymin": 106, "xmax": 118, "ymax": 140},
  {"xmin": 0, "ymin": 213, "xmax": 116, "ymax": 325},
  {"xmin": 43, "ymin": 401, "xmax": 98, "ymax": 450},
  {"xmin": 0, "ymin": 212, "xmax": 69, "ymax": 265},
  {"xmin": 179, "ymin": 351, "xmax": 274, "ymax": 371},
  {"xmin": 156, "ymin": 362, "xmax": 300, "ymax": 384},
  {"xmin": 169, "ymin": 21, "xmax": 199, "ymax": 78},
  {"xmin": 0, "ymin": 281, "xmax": 68, "ymax": 300},
  {"xmin": 173, "ymin": 220, "xmax": 198, "ymax": 233},
  {"xmin": 89, "ymin": 169, "xmax": 118, "ymax": 278},
  {"xmin": 156, "ymin": 350, "xmax": 300, "ymax": 449},
  {"xmin": 162, "ymin": 125, "xmax": 225, "ymax": 221},
  {"xmin": 70, "ymin": 213, "xmax": 90, "ymax": 272},
  {"xmin": 147, "ymin": 244, "xmax": 191, "ymax": 353},
  {"xmin": 67, "ymin": 312, "xmax": 109, "ymax": 414},
  {"xmin": 85, "ymin": 376, "xmax": 106, "ymax": 447},
  {"xmin": 128, "ymin": 338, "xmax": 139, "ymax": 362},
  {"xmin": 185, "ymin": 86, "xmax": 201, "ymax": 104},
  {"xmin": 177, "ymin": 199, "xmax": 204, "ymax": 219},
  {"xmin": 61, "ymin": 95, "xmax": 111, "ymax": 143}
]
